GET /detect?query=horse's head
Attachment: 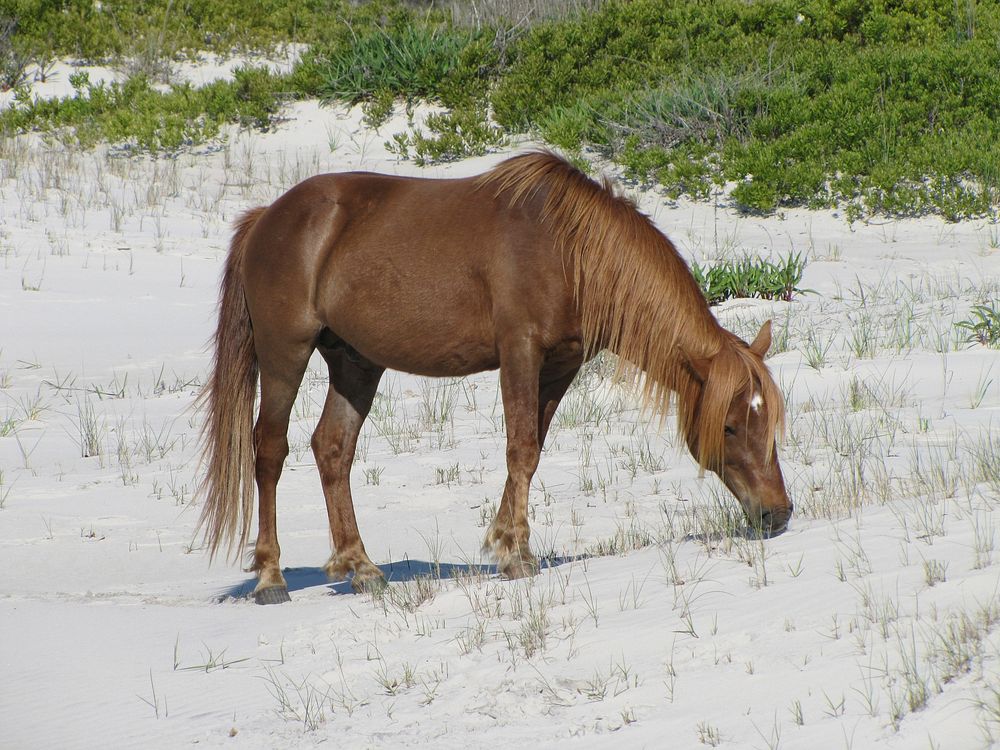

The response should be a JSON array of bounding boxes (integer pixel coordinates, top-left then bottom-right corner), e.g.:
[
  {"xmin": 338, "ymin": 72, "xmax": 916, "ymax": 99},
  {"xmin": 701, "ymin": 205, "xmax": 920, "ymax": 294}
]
[{"xmin": 683, "ymin": 321, "xmax": 792, "ymax": 536}]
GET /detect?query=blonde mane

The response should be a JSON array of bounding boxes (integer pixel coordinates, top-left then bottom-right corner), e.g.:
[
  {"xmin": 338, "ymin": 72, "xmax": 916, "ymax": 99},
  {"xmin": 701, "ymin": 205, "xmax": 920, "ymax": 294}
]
[{"xmin": 478, "ymin": 151, "xmax": 784, "ymax": 471}]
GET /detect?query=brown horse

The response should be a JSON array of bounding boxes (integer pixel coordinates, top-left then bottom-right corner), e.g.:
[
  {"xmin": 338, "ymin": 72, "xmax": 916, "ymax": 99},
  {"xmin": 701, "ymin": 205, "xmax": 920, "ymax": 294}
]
[{"xmin": 197, "ymin": 151, "xmax": 791, "ymax": 604}]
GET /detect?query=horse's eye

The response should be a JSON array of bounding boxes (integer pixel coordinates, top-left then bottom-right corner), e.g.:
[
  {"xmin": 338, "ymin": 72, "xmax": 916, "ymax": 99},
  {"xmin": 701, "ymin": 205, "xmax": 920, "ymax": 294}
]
[{"xmin": 724, "ymin": 425, "xmax": 737, "ymax": 436}]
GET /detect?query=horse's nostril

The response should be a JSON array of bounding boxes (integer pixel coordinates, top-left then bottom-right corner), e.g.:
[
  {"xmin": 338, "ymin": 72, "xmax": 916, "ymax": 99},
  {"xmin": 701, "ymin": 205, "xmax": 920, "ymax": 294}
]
[{"xmin": 758, "ymin": 508, "xmax": 789, "ymax": 538}]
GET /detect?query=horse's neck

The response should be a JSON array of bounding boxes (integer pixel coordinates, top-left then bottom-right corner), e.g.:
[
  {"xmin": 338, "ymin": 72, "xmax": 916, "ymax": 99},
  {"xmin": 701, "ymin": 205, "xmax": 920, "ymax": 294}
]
[
  {"xmin": 634, "ymin": 258, "xmax": 728, "ymax": 367},
  {"xmin": 591, "ymin": 258, "xmax": 729, "ymax": 404}
]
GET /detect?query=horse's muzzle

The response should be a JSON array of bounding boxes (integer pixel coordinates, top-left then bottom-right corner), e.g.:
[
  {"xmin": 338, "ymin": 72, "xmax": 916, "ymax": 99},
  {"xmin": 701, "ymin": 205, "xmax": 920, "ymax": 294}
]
[{"xmin": 758, "ymin": 505, "xmax": 792, "ymax": 538}]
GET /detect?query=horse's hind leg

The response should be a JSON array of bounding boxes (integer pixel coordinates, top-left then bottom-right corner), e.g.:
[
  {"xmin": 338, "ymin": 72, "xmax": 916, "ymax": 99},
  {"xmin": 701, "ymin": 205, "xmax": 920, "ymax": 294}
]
[
  {"xmin": 313, "ymin": 344, "xmax": 385, "ymax": 591},
  {"xmin": 252, "ymin": 343, "xmax": 313, "ymax": 604}
]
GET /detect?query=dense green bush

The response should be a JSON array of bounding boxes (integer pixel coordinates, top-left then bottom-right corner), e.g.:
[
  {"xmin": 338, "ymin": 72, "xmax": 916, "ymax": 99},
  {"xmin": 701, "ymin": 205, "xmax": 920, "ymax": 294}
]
[
  {"xmin": 493, "ymin": 0, "xmax": 1000, "ymax": 217},
  {"xmin": 2, "ymin": 0, "xmax": 998, "ymax": 218},
  {"xmin": 1, "ymin": 0, "xmax": 361, "ymax": 60}
]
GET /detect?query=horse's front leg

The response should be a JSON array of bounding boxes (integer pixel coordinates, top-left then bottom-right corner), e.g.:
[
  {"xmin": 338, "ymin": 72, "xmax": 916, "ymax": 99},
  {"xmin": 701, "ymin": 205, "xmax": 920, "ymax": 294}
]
[{"xmin": 486, "ymin": 343, "xmax": 544, "ymax": 579}]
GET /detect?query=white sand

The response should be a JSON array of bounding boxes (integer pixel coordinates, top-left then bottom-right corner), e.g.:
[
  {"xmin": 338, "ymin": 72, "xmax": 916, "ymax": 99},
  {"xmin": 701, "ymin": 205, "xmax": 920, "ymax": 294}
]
[{"xmin": 2, "ymin": 65, "xmax": 1000, "ymax": 749}]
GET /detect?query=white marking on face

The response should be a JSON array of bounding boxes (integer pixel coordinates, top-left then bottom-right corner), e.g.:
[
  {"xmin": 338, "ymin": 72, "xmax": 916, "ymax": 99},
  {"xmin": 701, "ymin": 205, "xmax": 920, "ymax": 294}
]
[{"xmin": 750, "ymin": 392, "xmax": 764, "ymax": 412}]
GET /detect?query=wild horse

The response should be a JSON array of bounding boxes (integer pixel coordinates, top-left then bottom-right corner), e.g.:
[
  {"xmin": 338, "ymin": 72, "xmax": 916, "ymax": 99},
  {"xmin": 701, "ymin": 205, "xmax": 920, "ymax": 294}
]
[{"xmin": 198, "ymin": 152, "xmax": 791, "ymax": 604}]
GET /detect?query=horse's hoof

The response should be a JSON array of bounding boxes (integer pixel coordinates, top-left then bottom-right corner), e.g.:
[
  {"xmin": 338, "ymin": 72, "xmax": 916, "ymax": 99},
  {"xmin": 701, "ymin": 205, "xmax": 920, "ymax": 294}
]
[
  {"xmin": 254, "ymin": 586, "xmax": 291, "ymax": 605},
  {"xmin": 326, "ymin": 554, "xmax": 385, "ymax": 591},
  {"xmin": 324, "ymin": 560, "xmax": 350, "ymax": 582},
  {"xmin": 351, "ymin": 571, "xmax": 388, "ymax": 594},
  {"xmin": 499, "ymin": 554, "xmax": 539, "ymax": 580}
]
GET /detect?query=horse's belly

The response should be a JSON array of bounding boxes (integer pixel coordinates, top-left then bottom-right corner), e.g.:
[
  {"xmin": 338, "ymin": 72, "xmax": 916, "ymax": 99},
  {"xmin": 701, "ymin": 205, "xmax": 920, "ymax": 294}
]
[
  {"xmin": 374, "ymin": 339, "xmax": 500, "ymax": 377},
  {"xmin": 323, "ymin": 287, "xmax": 499, "ymax": 377},
  {"xmin": 344, "ymin": 334, "xmax": 499, "ymax": 377}
]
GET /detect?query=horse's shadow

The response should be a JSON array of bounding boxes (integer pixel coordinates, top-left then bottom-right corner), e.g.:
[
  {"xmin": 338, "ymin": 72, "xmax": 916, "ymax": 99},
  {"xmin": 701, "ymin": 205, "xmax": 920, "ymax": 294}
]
[
  {"xmin": 217, "ymin": 555, "xmax": 580, "ymax": 601},
  {"xmin": 684, "ymin": 523, "xmax": 790, "ymax": 546}
]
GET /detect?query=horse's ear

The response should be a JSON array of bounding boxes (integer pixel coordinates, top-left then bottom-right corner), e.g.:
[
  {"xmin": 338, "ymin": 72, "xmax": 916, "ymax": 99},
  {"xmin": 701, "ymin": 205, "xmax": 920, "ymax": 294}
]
[{"xmin": 749, "ymin": 320, "xmax": 772, "ymax": 357}]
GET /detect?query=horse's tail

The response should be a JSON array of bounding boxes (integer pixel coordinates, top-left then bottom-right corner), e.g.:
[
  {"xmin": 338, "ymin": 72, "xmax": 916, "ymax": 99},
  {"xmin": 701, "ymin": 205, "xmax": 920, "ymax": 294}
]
[{"xmin": 196, "ymin": 206, "xmax": 267, "ymax": 563}]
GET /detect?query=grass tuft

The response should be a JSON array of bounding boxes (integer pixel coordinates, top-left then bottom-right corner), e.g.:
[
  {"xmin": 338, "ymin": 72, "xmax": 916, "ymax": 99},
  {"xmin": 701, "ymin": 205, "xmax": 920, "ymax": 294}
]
[
  {"xmin": 956, "ymin": 303, "xmax": 1000, "ymax": 347},
  {"xmin": 692, "ymin": 252, "xmax": 808, "ymax": 305}
]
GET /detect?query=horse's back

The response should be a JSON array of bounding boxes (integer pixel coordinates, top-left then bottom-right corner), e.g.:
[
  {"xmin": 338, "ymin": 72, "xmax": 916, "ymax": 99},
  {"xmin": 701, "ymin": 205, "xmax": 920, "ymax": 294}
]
[{"xmin": 240, "ymin": 170, "xmax": 578, "ymax": 376}]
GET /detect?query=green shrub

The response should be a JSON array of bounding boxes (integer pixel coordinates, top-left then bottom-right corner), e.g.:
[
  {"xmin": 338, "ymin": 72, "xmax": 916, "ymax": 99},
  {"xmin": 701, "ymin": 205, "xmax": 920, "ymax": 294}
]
[
  {"xmin": 4, "ymin": 0, "xmax": 365, "ymax": 60},
  {"xmin": 0, "ymin": 14, "xmax": 31, "ymax": 91},
  {"xmin": 491, "ymin": 0, "xmax": 1000, "ymax": 217},
  {"xmin": 4, "ymin": 0, "xmax": 999, "ymax": 219},
  {"xmin": 387, "ymin": 104, "xmax": 505, "ymax": 165},
  {"xmin": 316, "ymin": 24, "xmax": 480, "ymax": 105},
  {"xmin": 0, "ymin": 66, "xmax": 284, "ymax": 151},
  {"xmin": 361, "ymin": 88, "xmax": 396, "ymax": 129}
]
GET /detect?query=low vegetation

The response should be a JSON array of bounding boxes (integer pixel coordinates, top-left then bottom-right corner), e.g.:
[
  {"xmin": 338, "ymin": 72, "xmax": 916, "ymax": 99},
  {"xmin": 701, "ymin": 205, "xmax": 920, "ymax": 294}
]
[
  {"xmin": 0, "ymin": 0, "xmax": 1000, "ymax": 219},
  {"xmin": 2, "ymin": 66, "xmax": 284, "ymax": 151},
  {"xmin": 692, "ymin": 253, "xmax": 808, "ymax": 305},
  {"xmin": 506, "ymin": 0, "xmax": 1000, "ymax": 219},
  {"xmin": 2, "ymin": 0, "xmax": 999, "ymax": 218},
  {"xmin": 956, "ymin": 303, "xmax": 1000, "ymax": 348}
]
